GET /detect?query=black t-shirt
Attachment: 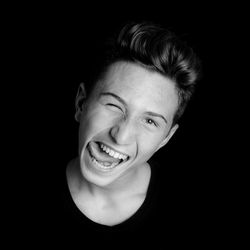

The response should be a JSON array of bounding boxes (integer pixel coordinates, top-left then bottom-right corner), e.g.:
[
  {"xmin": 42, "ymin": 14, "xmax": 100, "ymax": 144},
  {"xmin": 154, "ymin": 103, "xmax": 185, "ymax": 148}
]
[
  {"xmin": 27, "ymin": 156, "xmax": 211, "ymax": 247},
  {"xmin": 56, "ymin": 159, "xmax": 162, "ymax": 242}
]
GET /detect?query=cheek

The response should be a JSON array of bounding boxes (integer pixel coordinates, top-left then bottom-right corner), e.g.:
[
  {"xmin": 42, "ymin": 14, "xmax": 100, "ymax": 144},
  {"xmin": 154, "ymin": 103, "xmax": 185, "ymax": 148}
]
[
  {"xmin": 78, "ymin": 105, "xmax": 120, "ymax": 144},
  {"xmin": 137, "ymin": 133, "xmax": 165, "ymax": 160}
]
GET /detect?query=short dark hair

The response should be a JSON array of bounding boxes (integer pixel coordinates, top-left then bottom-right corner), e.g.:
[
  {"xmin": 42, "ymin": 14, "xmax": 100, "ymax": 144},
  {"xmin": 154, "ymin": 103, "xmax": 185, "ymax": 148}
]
[{"xmin": 86, "ymin": 21, "xmax": 201, "ymax": 125}]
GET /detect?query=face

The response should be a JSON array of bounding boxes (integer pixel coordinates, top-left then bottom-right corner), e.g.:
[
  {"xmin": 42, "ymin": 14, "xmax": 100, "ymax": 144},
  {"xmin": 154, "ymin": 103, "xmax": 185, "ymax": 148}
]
[{"xmin": 77, "ymin": 62, "xmax": 179, "ymax": 187}]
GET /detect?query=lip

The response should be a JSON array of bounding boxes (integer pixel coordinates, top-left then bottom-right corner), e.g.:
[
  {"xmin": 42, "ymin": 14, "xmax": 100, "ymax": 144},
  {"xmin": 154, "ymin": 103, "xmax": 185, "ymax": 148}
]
[
  {"xmin": 84, "ymin": 141, "xmax": 131, "ymax": 173},
  {"xmin": 95, "ymin": 141, "xmax": 130, "ymax": 159}
]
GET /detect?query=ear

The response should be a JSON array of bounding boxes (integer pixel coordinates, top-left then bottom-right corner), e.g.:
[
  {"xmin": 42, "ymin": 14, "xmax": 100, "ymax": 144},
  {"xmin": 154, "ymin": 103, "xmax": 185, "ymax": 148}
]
[
  {"xmin": 75, "ymin": 83, "xmax": 87, "ymax": 122},
  {"xmin": 155, "ymin": 124, "xmax": 179, "ymax": 152}
]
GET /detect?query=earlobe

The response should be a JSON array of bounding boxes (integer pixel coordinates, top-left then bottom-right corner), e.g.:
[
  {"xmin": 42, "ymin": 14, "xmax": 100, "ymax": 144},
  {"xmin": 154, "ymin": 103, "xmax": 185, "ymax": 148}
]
[
  {"xmin": 155, "ymin": 124, "xmax": 179, "ymax": 152},
  {"xmin": 75, "ymin": 82, "xmax": 87, "ymax": 122}
]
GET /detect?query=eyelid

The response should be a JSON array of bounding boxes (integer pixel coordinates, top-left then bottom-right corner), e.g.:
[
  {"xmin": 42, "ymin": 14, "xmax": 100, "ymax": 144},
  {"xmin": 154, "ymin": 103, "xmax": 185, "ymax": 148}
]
[
  {"xmin": 150, "ymin": 119, "xmax": 158, "ymax": 127},
  {"xmin": 106, "ymin": 103, "xmax": 123, "ymax": 112},
  {"xmin": 145, "ymin": 117, "xmax": 158, "ymax": 127}
]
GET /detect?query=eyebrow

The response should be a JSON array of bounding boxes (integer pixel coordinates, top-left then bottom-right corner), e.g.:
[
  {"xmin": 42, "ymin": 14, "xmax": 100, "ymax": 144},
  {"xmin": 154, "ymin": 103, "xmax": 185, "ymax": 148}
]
[
  {"xmin": 99, "ymin": 92, "xmax": 168, "ymax": 124},
  {"xmin": 99, "ymin": 92, "xmax": 127, "ymax": 107},
  {"xmin": 145, "ymin": 111, "xmax": 168, "ymax": 124}
]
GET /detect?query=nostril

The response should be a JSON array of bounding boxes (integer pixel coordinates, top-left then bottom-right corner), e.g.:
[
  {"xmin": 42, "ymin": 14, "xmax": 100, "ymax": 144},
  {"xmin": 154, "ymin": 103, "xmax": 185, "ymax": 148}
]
[
  {"xmin": 110, "ymin": 125, "xmax": 120, "ymax": 142},
  {"xmin": 109, "ymin": 121, "xmax": 134, "ymax": 146}
]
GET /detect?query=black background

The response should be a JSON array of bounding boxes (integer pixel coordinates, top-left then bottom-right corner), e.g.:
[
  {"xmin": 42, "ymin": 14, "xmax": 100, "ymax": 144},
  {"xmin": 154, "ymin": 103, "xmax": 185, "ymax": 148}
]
[{"xmin": 4, "ymin": 2, "xmax": 246, "ymax": 247}]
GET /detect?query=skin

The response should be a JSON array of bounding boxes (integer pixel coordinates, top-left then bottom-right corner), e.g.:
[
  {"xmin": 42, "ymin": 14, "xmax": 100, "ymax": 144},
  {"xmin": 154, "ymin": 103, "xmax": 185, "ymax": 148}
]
[{"xmin": 67, "ymin": 61, "xmax": 179, "ymax": 225}]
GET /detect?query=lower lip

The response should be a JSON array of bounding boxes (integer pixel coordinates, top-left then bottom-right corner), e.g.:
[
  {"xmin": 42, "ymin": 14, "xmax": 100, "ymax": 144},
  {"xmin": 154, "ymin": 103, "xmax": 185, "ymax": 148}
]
[{"xmin": 85, "ymin": 143, "xmax": 122, "ymax": 173}]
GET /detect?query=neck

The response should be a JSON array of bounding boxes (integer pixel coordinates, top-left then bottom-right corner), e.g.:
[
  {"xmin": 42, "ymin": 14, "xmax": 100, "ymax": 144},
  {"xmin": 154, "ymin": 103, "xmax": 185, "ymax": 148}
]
[
  {"xmin": 91, "ymin": 166, "xmax": 142, "ymax": 198},
  {"xmin": 68, "ymin": 157, "xmax": 150, "ymax": 201}
]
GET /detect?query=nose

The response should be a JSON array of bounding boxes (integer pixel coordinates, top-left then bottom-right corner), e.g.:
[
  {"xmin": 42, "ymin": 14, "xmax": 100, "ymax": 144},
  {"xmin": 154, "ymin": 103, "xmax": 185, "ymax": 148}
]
[{"xmin": 109, "ymin": 119, "xmax": 135, "ymax": 145}]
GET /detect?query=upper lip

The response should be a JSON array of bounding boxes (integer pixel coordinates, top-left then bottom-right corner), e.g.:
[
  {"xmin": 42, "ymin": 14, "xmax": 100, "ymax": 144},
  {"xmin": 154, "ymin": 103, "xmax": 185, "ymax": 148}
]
[{"xmin": 96, "ymin": 141, "xmax": 130, "ymax": 158}]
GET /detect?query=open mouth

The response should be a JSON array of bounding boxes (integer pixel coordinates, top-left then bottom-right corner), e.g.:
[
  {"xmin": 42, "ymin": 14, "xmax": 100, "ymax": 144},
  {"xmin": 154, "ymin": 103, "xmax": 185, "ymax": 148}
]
[{"xmin": 86, "ymin": 141, "xmax": 129, "ymax": 171}]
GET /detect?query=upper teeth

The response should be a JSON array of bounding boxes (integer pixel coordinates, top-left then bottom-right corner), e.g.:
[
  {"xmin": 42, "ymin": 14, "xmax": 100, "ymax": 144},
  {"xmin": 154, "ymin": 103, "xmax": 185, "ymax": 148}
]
[{"xmin": 100, "ymin": 143, "xmax": 128, "ymax": 161}]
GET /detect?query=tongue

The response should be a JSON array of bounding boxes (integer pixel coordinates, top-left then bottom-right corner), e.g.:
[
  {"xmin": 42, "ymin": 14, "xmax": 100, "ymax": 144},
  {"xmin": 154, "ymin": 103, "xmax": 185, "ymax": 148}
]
[{"xmin": 89, "ymin": 141, "xmax": 120, "ymax": 164}]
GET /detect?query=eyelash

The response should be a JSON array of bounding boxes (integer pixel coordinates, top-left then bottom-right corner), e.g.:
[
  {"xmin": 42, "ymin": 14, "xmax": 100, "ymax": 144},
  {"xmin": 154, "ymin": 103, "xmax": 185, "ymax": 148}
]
[
  {"xmin": 106, "ymin": 103, "xmax": 123, "ymax": 111},
  {"xmin": 106, "ymin": 103, "xmax": 158, "ymax": 127},
  {"xmin": 145, "ymin": 118, "xmax": 158, "ymax": 127}
]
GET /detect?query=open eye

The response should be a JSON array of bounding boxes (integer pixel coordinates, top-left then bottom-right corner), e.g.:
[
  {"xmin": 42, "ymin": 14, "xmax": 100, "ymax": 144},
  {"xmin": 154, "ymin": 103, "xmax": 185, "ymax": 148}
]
[{"xmin": 145, "ymin": 118, "xmax": 158, "ymax": 127}]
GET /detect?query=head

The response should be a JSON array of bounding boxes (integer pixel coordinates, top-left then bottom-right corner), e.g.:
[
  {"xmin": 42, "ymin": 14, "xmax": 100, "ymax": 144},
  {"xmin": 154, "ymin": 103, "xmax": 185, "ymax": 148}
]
[{"xmin": 74, "ymin": 22, "xmax": 201, "ymax": 187}]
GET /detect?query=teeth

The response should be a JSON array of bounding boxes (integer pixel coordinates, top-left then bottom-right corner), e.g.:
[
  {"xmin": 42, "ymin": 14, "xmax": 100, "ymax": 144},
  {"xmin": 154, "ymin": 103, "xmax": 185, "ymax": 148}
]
[
  {"xmin": 99, "ymin": 143, "xmax": 128, "ymax": 161},
  {"xmin": 114, "ymin": 152, "xmax": 119, "ymax": 158},
  {"xmin": 91, "ymin": 156, "xmax": 119, "ymax": 169}
]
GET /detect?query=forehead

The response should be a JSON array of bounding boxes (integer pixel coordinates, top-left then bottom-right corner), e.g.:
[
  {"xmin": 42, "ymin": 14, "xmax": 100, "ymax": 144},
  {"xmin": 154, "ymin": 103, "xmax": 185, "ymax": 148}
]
[{"xmin": 95, "ymin": 62, "xmax": 179, "ymax": 117}]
